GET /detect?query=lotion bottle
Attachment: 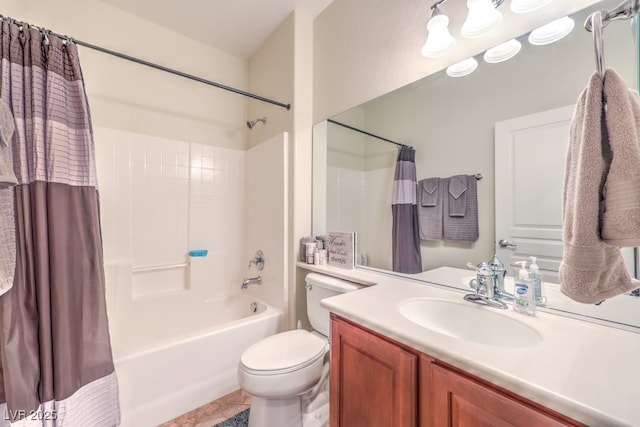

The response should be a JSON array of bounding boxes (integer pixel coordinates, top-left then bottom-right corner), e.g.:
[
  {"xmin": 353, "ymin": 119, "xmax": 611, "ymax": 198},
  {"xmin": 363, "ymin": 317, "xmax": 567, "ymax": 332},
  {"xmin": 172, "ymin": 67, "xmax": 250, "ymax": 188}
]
[
  {"xmin": 513, "ymin": 261, "xmax": 536, "ymax": 316},
  {"xmin": 528, "ymin": 256, "xmax": 547, "ymax": 306}
]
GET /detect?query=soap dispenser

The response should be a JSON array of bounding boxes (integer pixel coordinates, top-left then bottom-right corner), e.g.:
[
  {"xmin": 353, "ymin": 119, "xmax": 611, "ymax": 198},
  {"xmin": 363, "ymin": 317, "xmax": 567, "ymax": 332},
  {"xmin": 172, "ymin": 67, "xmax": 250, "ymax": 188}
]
[
  {"xmin": 514, "ymin": 261, "xmax": 535, "ymax": 316},
  {"xmin": 528, "ymin": 256, "xmax": 547, "ymax": 306}
]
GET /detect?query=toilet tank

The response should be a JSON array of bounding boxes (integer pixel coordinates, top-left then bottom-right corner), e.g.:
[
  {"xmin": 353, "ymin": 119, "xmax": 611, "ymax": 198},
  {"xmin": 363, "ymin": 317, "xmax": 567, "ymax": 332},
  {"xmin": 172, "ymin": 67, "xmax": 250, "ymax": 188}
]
[{"xmin": 305, "ymin": 273, "xmax": 362, "ymax": 337}]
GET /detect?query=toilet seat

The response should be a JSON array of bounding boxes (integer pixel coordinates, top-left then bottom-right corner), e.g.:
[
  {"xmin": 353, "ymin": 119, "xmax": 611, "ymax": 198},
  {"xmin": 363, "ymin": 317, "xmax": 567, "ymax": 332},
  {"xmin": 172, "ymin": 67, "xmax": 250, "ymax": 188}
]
[
  {"xmin": 238, "ymin": 330, "xmax": 328, "ymax": 399},
  {"xmin": 240, "ymin": 329, "xmax": 327, "ymax": 375}
]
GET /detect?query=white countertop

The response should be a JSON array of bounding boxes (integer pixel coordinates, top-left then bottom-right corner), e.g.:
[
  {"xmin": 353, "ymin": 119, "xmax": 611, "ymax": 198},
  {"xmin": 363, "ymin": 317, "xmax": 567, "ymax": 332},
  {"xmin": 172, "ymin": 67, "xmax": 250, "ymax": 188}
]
[{"xmin": 299, "ymin": 263, "xmax": 640, "ymax": 426}]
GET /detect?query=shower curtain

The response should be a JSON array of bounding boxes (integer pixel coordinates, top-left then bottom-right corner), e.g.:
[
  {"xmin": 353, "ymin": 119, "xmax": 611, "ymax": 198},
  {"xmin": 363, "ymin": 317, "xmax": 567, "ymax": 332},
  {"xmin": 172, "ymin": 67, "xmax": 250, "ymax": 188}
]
[
  {"xmin": 0, "ymin": 22, "xmax": 120, "ymax": 425},
  {"xmin": 392, "ymin": 146, "xmax": 422, "ymax": 273}
]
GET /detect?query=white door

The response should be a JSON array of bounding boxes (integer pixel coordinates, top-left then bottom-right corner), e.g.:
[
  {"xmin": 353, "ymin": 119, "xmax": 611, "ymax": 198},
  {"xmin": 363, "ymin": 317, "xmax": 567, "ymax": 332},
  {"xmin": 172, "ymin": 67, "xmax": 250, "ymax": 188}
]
[{"xmin": 494, "ymin": 105, "xmax": 575, "ymax": 283}]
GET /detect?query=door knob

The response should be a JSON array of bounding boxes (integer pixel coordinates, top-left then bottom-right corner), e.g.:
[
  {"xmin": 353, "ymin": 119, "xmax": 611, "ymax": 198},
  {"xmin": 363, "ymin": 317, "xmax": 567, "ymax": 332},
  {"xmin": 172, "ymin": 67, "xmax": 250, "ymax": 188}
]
[{"xmin": 498, "ymin": 239, "xmax": 517, "ymax": 248}]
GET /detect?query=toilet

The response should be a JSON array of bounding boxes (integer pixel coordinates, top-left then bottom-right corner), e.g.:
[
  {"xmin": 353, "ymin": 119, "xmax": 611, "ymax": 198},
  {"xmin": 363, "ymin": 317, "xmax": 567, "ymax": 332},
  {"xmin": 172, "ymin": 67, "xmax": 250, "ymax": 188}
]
[{"xmin": 238, "ymin": 273, "xmax": 361, "ymax": 427}]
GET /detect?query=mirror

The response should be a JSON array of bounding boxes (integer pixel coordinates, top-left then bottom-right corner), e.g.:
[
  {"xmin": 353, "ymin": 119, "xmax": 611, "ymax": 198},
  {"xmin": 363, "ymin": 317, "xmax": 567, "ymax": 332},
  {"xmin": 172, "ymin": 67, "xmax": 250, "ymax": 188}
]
[{"xmin": 313, "ymin": 0, "xmax": 640, "ymax": 330}]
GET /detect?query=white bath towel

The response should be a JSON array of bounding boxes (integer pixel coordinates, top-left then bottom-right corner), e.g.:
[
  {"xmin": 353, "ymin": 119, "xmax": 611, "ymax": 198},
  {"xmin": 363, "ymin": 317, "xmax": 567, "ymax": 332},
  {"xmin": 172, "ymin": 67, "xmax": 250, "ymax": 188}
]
[{"xmin": 559, "ymin": 69, "xmax": 640, "ymax": 304}]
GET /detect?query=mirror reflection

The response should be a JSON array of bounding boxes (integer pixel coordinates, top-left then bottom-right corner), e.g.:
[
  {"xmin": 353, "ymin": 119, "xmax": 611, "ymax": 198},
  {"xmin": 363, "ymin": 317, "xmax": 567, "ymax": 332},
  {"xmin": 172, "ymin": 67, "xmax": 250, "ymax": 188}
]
[{"xmin": 313, "ymin": 0, "xmax": 640, "ymax": 330}]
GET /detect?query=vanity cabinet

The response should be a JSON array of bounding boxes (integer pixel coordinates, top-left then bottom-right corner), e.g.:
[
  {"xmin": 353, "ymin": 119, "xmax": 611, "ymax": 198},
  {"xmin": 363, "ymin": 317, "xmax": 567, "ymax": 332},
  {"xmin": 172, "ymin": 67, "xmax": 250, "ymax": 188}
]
[
  {"xmin": 330, "ymin": 314, "xmax": 585, "ymax": 427},
  {"xmin": 329, "ymin": 313, "xmax": 417, "ymax": 427}
]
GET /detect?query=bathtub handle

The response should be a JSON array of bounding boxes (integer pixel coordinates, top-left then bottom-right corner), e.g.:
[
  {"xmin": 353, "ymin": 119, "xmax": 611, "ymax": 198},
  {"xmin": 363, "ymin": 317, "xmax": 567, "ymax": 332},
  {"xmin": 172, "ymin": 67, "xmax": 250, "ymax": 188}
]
[{"xmin": 248, "ymin": 250, "xmax": 265, "ymax": 271}]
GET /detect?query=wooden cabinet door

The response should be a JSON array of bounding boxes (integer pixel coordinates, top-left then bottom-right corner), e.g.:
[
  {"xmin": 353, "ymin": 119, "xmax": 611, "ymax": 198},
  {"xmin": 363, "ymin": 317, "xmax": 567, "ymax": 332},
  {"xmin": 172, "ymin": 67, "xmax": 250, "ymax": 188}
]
[
  {"xmin": 330, "ymin": 315, "xmax": 418, "ymax": 427},
  {"xmin": 431, "ymin": 364, "xmax": 578, "ymax": 427}
]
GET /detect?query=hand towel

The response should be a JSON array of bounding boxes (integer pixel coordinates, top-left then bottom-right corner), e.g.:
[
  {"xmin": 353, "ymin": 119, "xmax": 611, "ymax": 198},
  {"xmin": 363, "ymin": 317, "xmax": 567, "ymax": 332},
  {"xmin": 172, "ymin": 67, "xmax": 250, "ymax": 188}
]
[
  {"xmin": 600, "ymin": 69, "xmax": 640, "ymax": 246},
  {"xmin": 0, "ymin": 99, "xmax": 17, "ymax": 187},
  {"xmin": 421, "ymin": 177, "xmax": 440, "ymax": 206},
  {"xmin": 559, "ymin": 70, "xmax": 640, "ymax": 304},
  {"xmin": 417, "ymin": 177, "xmax": 443, "ymax": 240},
  {"xmin": 443, "ymin": 175, "xmax": 478, "ymax": 242},
  {"xmin": 448, "ymin": 174, "xmax": 468, "ymax": 217}
]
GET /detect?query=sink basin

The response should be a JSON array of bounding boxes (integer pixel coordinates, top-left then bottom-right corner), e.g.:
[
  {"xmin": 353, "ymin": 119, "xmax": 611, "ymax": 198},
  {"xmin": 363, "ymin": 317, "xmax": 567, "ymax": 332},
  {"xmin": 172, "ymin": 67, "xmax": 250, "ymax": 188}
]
[{"xmin": 398, "ymin": 298, "xmax": 542, "ymax": 348}]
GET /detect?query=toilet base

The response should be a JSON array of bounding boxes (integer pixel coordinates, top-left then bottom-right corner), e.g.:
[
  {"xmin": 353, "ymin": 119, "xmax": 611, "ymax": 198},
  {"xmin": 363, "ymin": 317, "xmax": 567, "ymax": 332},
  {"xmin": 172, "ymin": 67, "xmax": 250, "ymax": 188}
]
[{"xmin": 248, "ymin": 395, "xmax": 302, "ymax": 427}]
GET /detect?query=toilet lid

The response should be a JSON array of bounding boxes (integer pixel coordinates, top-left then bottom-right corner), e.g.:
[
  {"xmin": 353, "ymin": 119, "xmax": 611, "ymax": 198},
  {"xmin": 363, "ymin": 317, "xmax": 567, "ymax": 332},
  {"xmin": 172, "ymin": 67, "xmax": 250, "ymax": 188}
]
[{"xmin": 241, "ymin": 329, "xmax": 327, "ymax": 373}]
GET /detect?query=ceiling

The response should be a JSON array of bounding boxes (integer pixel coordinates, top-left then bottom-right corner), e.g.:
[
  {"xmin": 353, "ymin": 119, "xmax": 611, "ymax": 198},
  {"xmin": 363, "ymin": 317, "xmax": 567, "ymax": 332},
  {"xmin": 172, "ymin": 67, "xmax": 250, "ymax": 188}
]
[{"xmin": 99, "ymin": 0, "xmax": 335, "ymax": 59}]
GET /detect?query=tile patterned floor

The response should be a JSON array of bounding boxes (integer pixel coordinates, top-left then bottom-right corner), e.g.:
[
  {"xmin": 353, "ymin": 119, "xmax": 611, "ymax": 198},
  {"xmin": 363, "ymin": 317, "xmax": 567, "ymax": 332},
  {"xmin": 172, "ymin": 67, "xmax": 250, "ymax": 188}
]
[{"xmin": 158, "ymin": 389, "xmax": 251, "ymax": 427}]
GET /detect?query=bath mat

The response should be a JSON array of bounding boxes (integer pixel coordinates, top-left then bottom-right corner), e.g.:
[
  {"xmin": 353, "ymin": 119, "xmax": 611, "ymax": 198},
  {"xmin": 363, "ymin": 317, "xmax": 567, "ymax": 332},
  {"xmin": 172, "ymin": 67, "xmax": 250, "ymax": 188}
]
[{"xmin": 213, "ymin": 408, "xmax": 249, "ymax": 427}]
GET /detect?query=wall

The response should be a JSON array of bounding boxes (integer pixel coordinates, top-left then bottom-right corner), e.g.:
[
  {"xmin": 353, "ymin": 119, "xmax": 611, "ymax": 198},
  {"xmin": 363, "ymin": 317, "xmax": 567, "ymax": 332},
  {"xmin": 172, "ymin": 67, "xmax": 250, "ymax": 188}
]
[
  {"xmin": 2, "ymin": 0, "xmax": 249, "ymax": 149},
  {"xmin": 246, "ymin": 10, "xmax": 315, "ymax": 328},
  {"xmin": 313, "ymin": 0, "xmax": 600, "ymax": 121},
  {"xmin": 243, "ymin": 133, "xmax": 289, "ymax": 311},
  {"xmin": 248, "ymin": 15, "xmax": 294, "ymax": 149}
]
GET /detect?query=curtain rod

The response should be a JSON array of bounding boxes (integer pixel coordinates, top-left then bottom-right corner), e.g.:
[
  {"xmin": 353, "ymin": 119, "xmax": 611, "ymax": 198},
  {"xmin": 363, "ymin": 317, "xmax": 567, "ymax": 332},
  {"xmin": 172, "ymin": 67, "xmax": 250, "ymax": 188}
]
[
  {"xmin": 327, "ymin": 119, "xmax": 412, "ymax": 149},
  {"xmin": 0, "ymin": 15, "xmax": 292, "ymax": 111}
]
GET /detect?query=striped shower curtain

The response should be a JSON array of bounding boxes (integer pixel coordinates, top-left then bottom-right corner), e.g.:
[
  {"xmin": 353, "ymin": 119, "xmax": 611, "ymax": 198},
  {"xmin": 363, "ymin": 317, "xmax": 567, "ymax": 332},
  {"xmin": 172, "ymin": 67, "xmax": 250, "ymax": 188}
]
[
  {"xmin": 0, "ymin": 21, "xmax": 120, "ymax": 425},
  {"xmin": 392, "ymin": 146, "xmax": 422, "ymax": 273}
]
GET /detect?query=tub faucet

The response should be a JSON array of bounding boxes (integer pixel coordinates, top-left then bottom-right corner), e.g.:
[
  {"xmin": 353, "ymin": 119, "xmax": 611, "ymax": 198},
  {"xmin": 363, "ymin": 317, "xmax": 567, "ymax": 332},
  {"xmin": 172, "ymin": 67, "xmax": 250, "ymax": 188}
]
[{"xmin": 241, "ymin": 276, "xmax": 262, "ymax": 289}]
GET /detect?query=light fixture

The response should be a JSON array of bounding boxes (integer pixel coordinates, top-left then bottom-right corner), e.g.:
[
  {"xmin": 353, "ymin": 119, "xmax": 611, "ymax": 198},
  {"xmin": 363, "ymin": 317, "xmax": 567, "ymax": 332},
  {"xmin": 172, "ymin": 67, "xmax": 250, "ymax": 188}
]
[
  {"xmin": 483, "ymin": 39, "xmax": 522, "ymax": 63},
  {"xmin": 461, "ymin": 0, "xmax": 503, "ymax": 39},
  {"xmin": 446, "ymin": 57, "xmax": 478, "ymax": 77},
  {"xmin": 528, "ymin": 16, "xmax": 575, "ymax": 45},
  {"xmin": 421, "ymin": 5, "xmax": 456, "ymax": 58},
  {"xmin": 510, "ymin": 0, "xmax": 553, "ymax": 14}
]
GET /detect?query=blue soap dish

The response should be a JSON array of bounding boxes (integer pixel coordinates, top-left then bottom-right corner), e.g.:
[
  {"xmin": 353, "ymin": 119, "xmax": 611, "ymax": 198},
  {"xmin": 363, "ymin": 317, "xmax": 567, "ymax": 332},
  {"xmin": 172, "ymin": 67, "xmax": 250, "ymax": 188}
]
[{"xmin": 189, "ymin": 249, "xmax": 209, "ymax": 257}]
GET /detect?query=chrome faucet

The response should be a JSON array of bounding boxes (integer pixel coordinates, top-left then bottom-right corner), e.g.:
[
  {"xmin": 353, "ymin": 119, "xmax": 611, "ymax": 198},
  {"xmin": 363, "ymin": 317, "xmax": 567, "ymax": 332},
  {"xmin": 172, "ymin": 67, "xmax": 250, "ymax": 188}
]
[
  {"xmin": 241, "ymin": 276, "xmax": 262, "ymax": 289},
  {"xmin": 488, "ymin": 254, "xmax": 514, "ymax": 302},
  {"xmin": 465, "ymin": 261, "xmax": 508, "ymax": 309}
]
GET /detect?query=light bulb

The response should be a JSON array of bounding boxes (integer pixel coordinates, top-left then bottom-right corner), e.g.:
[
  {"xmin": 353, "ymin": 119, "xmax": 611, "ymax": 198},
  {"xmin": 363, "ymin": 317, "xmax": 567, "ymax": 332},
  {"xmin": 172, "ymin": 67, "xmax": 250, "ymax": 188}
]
[
  {"xmin": 483, "ymin": 39, "xmax": 522, "ymax": 63},
  {"xmin": 510, "ymin": 0, "xmax": 553, "ymax": 14},
  {"xmin": 461, "ymin": 0, "xmax": 503, "ymax": 39},
  {"xmin": 421, "ymin": 14, "xmax": 456, "ymax": 58},
  {"xmin": 446, "ymin": 57, "xmax": 478, "ymax": 77},
  {"xmin": 528, "ymin": 16, "xmax": 575, "ymax": 45}
]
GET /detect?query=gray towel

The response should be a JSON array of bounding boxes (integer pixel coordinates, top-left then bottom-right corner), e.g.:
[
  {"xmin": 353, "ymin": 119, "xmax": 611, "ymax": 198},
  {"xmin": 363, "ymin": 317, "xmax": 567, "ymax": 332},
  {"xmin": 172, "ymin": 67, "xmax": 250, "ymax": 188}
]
[
  {"xmin": 0, "ymin": 99, "xmax": 17, "ymax": 188},
  {"xmin": 559, "ymin": 70, "xmax": 640, "ymax": 304},
  {"xmin": 421, "ymin": 177, "xmax": 439, "ymax": 206},
  {"xmin": 417, "ymin": 177, "xmax": 443, "ymax": 240},
  {"xmin": 443, "ymin": 175, "xmax": 478, "ymax": 242},
  {"xmin": 448, "ymin": 174, "xmax": 467, "ymax": 217}
]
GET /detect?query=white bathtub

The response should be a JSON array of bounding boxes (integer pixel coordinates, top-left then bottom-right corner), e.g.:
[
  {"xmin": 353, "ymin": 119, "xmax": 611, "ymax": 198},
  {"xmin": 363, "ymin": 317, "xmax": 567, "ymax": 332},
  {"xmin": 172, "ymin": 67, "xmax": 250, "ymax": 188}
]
[{"xmin": 113, "ymin": 294, "xmax": 283, "ymax": 426}]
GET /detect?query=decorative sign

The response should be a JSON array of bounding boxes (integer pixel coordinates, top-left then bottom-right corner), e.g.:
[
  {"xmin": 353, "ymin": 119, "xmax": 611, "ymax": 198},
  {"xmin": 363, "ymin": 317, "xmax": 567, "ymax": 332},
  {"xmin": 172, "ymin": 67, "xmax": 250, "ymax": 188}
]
[{"xmin": 327, "ymin": 232, "xmax": 356, "ymax": 269}]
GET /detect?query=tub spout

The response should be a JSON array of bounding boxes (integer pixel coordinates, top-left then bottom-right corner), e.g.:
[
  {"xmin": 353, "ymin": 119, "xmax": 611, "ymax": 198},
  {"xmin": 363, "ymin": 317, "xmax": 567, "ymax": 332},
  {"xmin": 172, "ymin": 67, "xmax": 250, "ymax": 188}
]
[{"xmin": 242, "ymin": 276, "xmax": 262, "ymax": 289}]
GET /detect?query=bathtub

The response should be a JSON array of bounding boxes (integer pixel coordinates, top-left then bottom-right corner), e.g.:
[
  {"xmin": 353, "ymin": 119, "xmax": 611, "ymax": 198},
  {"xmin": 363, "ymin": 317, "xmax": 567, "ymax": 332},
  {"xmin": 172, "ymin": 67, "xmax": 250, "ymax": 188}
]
[{"xmin": 113, "ymin": 294, "xmax": 283, "ymax": 427}]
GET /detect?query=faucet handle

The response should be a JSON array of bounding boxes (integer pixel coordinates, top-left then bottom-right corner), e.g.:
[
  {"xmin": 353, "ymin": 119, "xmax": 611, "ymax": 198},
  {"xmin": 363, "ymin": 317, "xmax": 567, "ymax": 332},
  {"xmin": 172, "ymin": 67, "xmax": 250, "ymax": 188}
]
[
  {"xmin": 248, "ymin": 250, "xmax": 265, "ymax": 271},
  {"xmin": 467, "ymin": 261, "xmax": 491, "ymax": 275}
]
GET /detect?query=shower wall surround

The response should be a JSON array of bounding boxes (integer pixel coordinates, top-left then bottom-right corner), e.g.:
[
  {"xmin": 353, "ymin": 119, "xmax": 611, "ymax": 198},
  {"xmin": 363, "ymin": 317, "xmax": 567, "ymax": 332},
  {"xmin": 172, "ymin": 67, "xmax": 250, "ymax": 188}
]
[
  {"xmin": 95, "ymin": 127, "xmax": 245, "ymax": 298},
  {"xmin": 94, "ymin": 128, "xmax": 290, "ymax": 358},
  {"xmin": 327, "ymin": 165, "xmax": 394, "ymax": 270},
  {"xmin": 95, "ymin": 128, "xmax": 248, "ymax": 352}
]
